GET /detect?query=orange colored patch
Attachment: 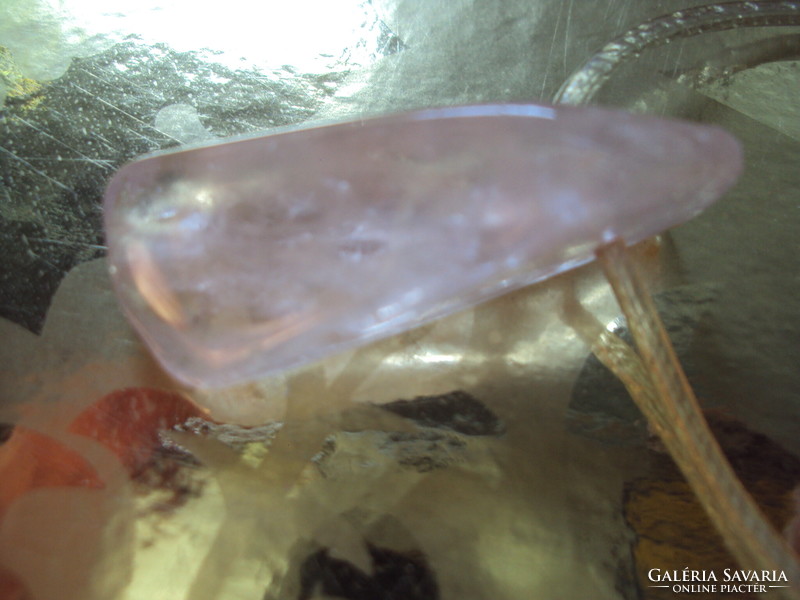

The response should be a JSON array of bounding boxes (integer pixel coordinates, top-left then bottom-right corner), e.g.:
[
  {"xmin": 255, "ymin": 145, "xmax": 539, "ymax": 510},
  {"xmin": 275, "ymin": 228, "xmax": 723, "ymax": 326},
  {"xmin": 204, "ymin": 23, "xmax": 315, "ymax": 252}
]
[
  {"xmin": 68, "ymin": 387, "xmax": 206, "ymax": 477},
  {"xmin": 0, "ymin": 427, "xmax": 103, "ymax": 518},
  {"xmin": 0, "ymin": 387, "xmax": 206, "ymax": 518}
]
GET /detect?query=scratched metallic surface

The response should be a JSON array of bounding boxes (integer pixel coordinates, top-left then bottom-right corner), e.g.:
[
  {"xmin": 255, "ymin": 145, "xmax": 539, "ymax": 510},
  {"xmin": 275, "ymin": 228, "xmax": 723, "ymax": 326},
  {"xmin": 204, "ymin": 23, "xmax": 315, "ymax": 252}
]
[
  {"xmin": 0, "ymin": 0, "xmax": 730, "ymax": 333},
  {"xmin": 0, "ymin": 2, "xmax": 799, "ymax": 600}
]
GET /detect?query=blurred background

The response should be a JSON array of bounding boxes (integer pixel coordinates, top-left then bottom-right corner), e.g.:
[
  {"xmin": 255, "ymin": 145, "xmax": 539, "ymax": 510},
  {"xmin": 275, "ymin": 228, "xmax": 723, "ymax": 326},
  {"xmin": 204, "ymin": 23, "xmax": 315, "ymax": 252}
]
[{"xmin": 1, "ymin": 1, "xmax": 799, "ymax": 599}]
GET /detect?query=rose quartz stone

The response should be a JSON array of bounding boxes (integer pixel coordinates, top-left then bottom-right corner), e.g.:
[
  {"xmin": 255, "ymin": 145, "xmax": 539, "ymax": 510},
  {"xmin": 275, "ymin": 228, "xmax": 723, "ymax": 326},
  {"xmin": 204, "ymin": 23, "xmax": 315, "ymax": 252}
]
[{"xmin": 103, "ymin": 104, "xmax": 742, "ymax": 387}]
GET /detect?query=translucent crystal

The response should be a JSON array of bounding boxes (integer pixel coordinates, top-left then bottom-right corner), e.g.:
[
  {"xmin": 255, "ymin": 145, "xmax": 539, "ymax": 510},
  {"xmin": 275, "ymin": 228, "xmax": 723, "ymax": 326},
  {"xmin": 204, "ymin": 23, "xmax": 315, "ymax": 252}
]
[{"xmin": 103, "ymin": 104, "xmax": 742, "ymax": 387}]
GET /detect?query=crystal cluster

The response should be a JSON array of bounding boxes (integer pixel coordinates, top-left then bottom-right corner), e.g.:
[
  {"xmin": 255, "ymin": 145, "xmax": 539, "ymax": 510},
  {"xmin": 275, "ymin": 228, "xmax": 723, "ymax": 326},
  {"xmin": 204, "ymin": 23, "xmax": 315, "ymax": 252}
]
[{"xmin": 104, "ymin": 104, "xmax": 741, "ymax": 387}]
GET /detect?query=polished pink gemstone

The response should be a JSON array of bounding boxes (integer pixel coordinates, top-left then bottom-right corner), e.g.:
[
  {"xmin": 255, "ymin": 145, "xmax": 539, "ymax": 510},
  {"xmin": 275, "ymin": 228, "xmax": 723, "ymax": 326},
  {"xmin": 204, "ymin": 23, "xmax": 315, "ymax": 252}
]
[{"xmin": 103, "ymin": 104, "xmax": 742, "ymax": 387}]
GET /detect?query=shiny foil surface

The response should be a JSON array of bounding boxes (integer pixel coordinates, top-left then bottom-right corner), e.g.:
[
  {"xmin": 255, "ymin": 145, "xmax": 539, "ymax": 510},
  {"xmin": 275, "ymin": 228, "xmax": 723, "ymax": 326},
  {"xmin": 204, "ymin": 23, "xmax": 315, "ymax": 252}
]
[{"xmin": 1, "ymin": 2, "xmax": 798, "ymax": 599}]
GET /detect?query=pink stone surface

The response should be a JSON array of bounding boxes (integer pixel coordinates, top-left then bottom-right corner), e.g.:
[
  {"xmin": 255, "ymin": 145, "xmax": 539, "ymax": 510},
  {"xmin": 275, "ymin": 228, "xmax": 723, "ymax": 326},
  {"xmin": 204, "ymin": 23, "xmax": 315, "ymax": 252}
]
[{"xmin": 103, "ymin": 104, "xmax": 742, "ymax": 387}]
